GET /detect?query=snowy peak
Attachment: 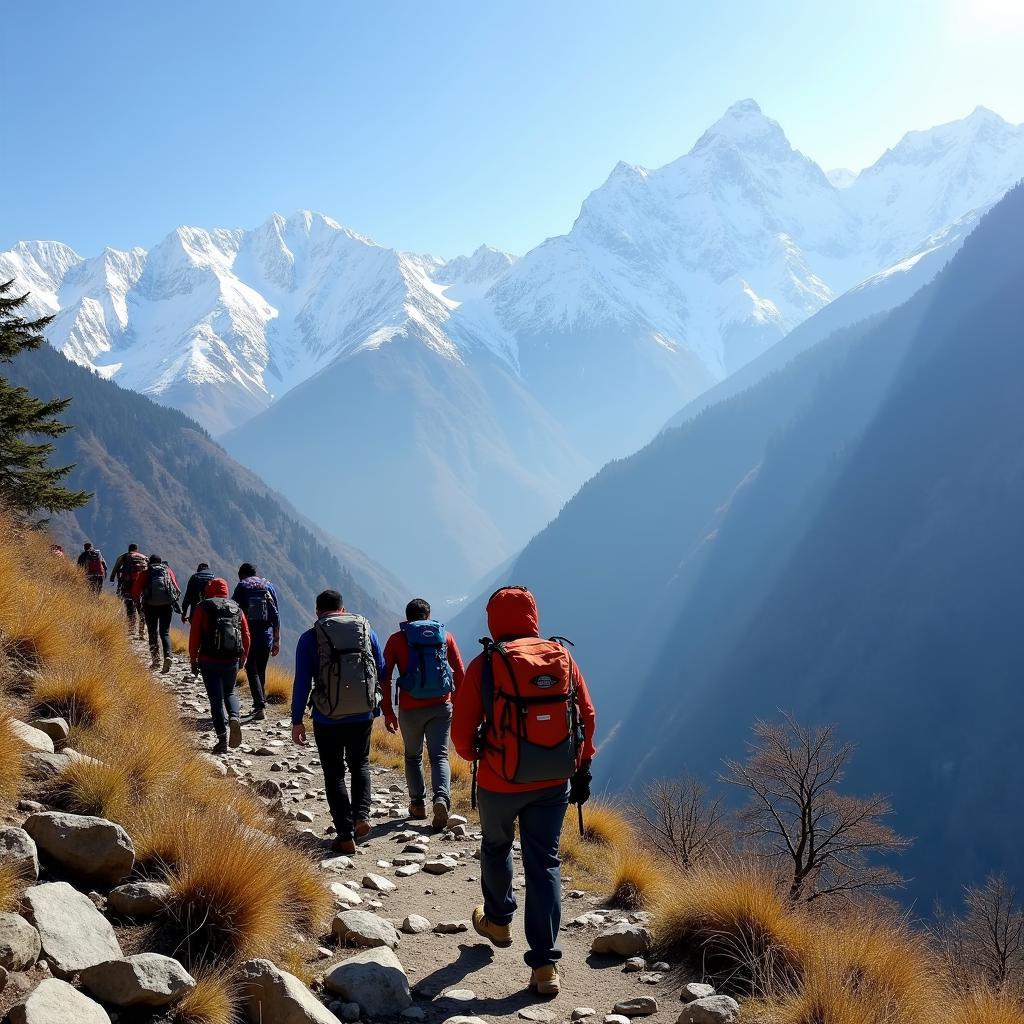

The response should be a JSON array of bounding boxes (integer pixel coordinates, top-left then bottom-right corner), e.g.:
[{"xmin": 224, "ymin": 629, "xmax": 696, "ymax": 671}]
[
  {"xmin": 692, "ymin": 98, "xmax": 789, "ymax": 153},
  {"xmin": 827, "ymin": 168, "xmax": 858, "ymax": 189}
]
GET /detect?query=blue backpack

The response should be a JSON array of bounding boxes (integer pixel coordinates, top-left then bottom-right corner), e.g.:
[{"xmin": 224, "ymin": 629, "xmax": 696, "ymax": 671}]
[{"xmin": 397, "ymin": 620, "xmax": 455, "ymax": 699}]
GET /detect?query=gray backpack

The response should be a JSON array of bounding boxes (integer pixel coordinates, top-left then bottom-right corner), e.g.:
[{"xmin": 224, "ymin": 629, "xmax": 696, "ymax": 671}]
[{"xmin": 312, "ymin": 614, "xmax": 379, "ymax": 719}]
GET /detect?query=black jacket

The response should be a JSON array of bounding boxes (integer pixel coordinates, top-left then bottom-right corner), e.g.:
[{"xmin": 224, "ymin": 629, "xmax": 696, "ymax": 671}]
[{"xmin": 180, "ymin": 569, "xmax": 216, "ymax": 620}]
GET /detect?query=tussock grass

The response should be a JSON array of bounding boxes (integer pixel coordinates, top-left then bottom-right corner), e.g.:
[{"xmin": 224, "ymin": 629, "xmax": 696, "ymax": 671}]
[
  {"xmin": 0, "ymin": 861, "xmax": 23, "ymax": 912},
  {"xmin": 948, "ymin": 990, "xmax": 1024, "ymax": 1024},
  {"xmin": 264, "ymin": 663, "xmax": 291, "ymax": 704},
  {"xmin": 0, "ymin": 706, "xmax": 26, "ymax": 806},
  {"xmin": 170, "ymin": 627, "xmax": 190, "ymax": 656},
  {"xmin": 560, "ymin": 800, "xmax": 634, "ymax": 892},
  {"xmin": 603, "ymin": 845, "xmax": 666, "ymax": 909},
  {"xmin": 171, "ymin": 971, "xmax": 238, "ymax": 1024}
]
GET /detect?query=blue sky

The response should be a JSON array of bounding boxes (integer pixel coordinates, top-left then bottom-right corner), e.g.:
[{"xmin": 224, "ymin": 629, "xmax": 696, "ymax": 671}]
[{"xmin": 3, "ymin": 0, "xmax": 1023, "ymax": 258}]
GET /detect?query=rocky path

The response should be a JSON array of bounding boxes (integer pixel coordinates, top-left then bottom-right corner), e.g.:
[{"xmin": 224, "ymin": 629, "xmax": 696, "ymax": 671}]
[{"xmin": 157, "ymin": 643, "xmax": 708, "ymax": 1024}]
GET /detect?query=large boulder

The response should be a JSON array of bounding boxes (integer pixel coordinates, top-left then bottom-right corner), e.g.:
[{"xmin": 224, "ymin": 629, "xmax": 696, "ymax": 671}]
[
  {"xmin": 0, "ymin": 913, "xmax": 41, "ymax": 970},
  {"xmin": 0, "ymin": 827, "xmax": 39, "ymax": 881},
  {"xmin": 10, "ymin": 721, "xmax": 55, "ymax": 754},
  {"xmin": 325, "ymin": 947, "xmax": 411, "ymax": 1016},
  {"xmin": 107, "ymin": 881, "xmax": 172, "ymax": 918},
  {"xmin": 591, "ymin": 924, "xmax": 652, "ymax": 958},
  {"xmin": 677, "ymin": 996, "xmax": 740, "ymax": 1024},
  {"xmin": 80, "ymin": 953, "xmax": 196, "ymax": 1007},
  {"xmin": 22, "ymin": 882, "xmax": 123, "ymax": 979},
  {"xmin": 23, "ymin": 812, "xmax": 135, "ymax": 884},
  {"xmin": 32, "ymin": 719, "xmax": 70, "ymax": 749},
  {"xmin": 332, "ymin": 910, "xmax": 401, "ymax": 950},
  {"xmin": 22, "ymin": 752, "xmax": 72, "ymax": 783},
  {"xmin": 8, "ymin": 978, "xmax": 110, "ymax": 1024},
  {"xmin": 237, "ymin": 958, "xmax": 341, "ymax": 1024}
]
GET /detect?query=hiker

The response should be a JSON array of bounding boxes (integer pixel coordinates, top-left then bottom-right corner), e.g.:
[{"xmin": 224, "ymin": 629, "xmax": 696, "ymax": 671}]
[
  {"xmin": 291, "ymin": 589, "xmax": 385, "ymax": 855},
  {"xmin": 451, "ymin": 586, "xmax": 596, "ymax": 997},
  {"xmin": 109, "ymin": 543, "xmax": 148, "ymax": 637},
  {"xmin": 131, "ymin": 554, "xmax": 181, "ymax": 672},
  {"xmin": 180, "ymin": 562, "xmax": 216, "ymax": 623},
  {"xmin": 50, "ymin": 543, "xmax": 65, "ymax": 559},
  {"xmin": 232, "ymin": 563, "xmax": 281, "ymax": 720},
  {"xmin": 189, "ymin": 578, "xmax": 250, "ymax": 753},
  {"xmin": 77, "ymin": 542, "xmax": 106, "ymax": 595},
  {"xmin": 381, "ymin": 598, "xmax": 465, "ymax": 829}
]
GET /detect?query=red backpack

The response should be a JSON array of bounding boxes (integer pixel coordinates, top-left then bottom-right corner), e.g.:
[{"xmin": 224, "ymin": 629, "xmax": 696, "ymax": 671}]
[
  {"xmin": 122, "ymin": 551, "xmax": 148, "ymax": 590},
  {"xmin": 85, "ymin": 549, "xmax": 104, "ymax": 575},
  {"xmin": 478, "ymin": 636, "xmax": 584, "ymax": 786}
]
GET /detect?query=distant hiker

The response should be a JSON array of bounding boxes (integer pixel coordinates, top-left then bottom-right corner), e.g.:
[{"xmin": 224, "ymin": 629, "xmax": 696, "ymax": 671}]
[
  {"xmin": 77, "ymin": 542, "xmax": 107, "ymax": 595},
  {"xmin": 180, "ymin": 562, "xmax": 216, "ymax": 623},
  {"xmin": 452, "ymin": 586, "xmax": 596, "ymax": 997},
  {"xmin": 232, "ymin": 563, "xmax": 281, "ymax": 721},
  {"xmin": 131, "ymin": 554, "xmax": 181, "ymax": 672},
  {"xmin": 381, "ymin": 598, "xmax": 465, "ymax": 829},
  {"xmin": 50, "ymin": 543, "xmax": 65, "ymax": 559},
  {"xmin": 109, "ymin": 543, "xmax": 148, "ymax": 637},
  {"xmin": 189, "ymin": 577, "xmax": 250, "ymax": 754},
  {"xmin": 291, "ymin": 589, "xmax": 385, "ymax": 855}
]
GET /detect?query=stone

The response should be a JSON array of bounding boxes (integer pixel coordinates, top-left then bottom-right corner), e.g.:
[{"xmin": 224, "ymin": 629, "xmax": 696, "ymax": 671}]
[
  {"xmin": 295, "ymin": 810, "xmax": 315, "ymax": 823},
  {"xmin": 623, "ymin": 957, "xmax": 647, "ymax": 972},
  {"xmin": 423, "ymin": 857, "xmax": 457, "ymax": 875},
  {"xmin": 321, "ymin": 856, "xmax": 353, "ymax": 871},
  {"xmin": 24, "ymin": 812, "xmax": 135, "ymax": 884},
  {"xmin": 199, "ymin": 753, "xmax": 228, "ymax": 776},
  {"xmin": 401, "ymin": 914, "xmax": 432, "ymax": 934},
  {"xmin": 8, "ymin": 978, "xmax": 110, "ymax": 1024},
  {"xmin": 0, "ymin": 827, "xmax": 39, "ymax": 880},
  {"xmin": 81, "ymin": 953, "xmax": 195, "ymax": 1007},
  {"xmin": 570, "ymin": 911, "xmax": 608, "ymax": 928},
  {"xmin": 31, "ymin": 719, "xmax": 69, "ymax": 748},
  {"xmin": 237, "ymin": 958, "xmax": 342, "ymax": 1024},
  {"xmin": 652, "ymin": 962, "xmax": 671, "ymax": 972},
  {"xmin": 362, "ymin": 873, "xmax": 397, "ymax": 894},
  {"xmin": 442, "ymin": 1018, "xmax": 486, "ymax": 1024},
  {"xmin": 324, "ymin": 946, "xmax": 412, "ymax": 1016},
  {"xmin": 393, "ymin": 853, "xmax": 426, "ymax": 866},
  {"xmin": 572, "ymin": 1011, "xmax": 597, "ymax": 1021},
  {"xmin": 332, "ymin": 910, "xmax": 401, "ymax": 950},
  {"xmin": 107, "ymin": 881, "xmax": 171, "ymax": 917},
  {"xmin": 680, "ymin": 984, "xmax": 716, "ymax": 1003},
  {"xmin": 443, "ymin": 988, "xmax": 476, "ymax": 1001},
  {"xmin": 448, "ymin": 814, "xmax": 468, "ymax": 826},
  {"xmin": 23, "ymin": 882, "xmax": 123, "ymax": 979},
  {"xmin": 677, "ymin": 996, "xmax": 740, "ymax": 1024},
  {"xmin": 613, "ymin": 998, "xmax": 658, "ymax": 1017},
  {"xmin": 10, "ymin": 721, "xmax": 55, "ymax": 754},
  {"xmin": 0, "ymin": 913, "xmax": 40, "ymax": 970},
  {"xmin": 22, "ymin": 752, "xmax": 72, "ymax": 783},
  {"xmin": 605, "ymin": 1017, "xmax": 630, "ymax": 1024},
  {"xmin": 520, "ymin": 1009, "xmax": 555, "ymax": 1022},
  {"xmin": 433, "ymin": 921, "xmax": 469, "ymax": 934},
  {"xmin": 329, "ymin": 882, "xmax": 363, "ymax": 907},
  {"xmin": 639, "ymin": 973, "xmax": 664, "ymax": 985},
  {"xmin": 401, "ymin": 1008, "xmax": 426, "ymax": 1021},
  {"xmin": 591, "ymin": 924, "xmax": 652, "ymax": 958},
  {"xmin": 395, "ymin": 864, "xmax": 422, "ymax": 878}
]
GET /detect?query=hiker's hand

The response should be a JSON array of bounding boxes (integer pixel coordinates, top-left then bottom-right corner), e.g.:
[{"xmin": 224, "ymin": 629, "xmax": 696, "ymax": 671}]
[
  {"xmin": 384, "ymin": 711, "xmax": 399, "ymax": 734},
  {"xmin": 292, "ymin": 723, "xmax": 307, "ymax": 746},
  {"xmin": 569, "ymin": 762, "xmax": 593, "ymax": 805},
  {"xmin": 271, "ymin": 641, "xmax": 280, "ymax": 657}
]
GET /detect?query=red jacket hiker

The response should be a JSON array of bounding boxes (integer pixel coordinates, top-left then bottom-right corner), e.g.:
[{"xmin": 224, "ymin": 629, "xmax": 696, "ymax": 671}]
[
  {"xmin": 452, "ymin": 587, "xmax": 597, "ymax": 794},
  {"xmin": 130, "ymin": 563, "xmax": 181, "ymax": 604},
  {"xmin": 188, "ymin": 578, "xmax": 251, "ymax": 666},
  {"xmin": 381, "ymin": 628, "xmax": 466, "ymax": 720}
]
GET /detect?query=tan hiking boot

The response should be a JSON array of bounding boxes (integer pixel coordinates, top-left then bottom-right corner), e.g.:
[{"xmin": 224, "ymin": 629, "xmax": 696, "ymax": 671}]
[
  {"xmin": 409, "ymin": 801, "xmax": 427, "ymax": 820},
  {"xmin": 472, "ymin": 905, "xmax": 512, "ymax": 949},
  {"xmin": 431, "ymin": 799, "xmax": 449, "ymax": 831},
  {"xmin": 354, "ymin": 819, "xmax": 370, "ymax": 840},
  {"xmin": 529, "ymin": 964, "xmax": 560, "ymax": 996},
  {"xmin": 331, "ymin": 837, "xmax": 356, "ymax": 855}
]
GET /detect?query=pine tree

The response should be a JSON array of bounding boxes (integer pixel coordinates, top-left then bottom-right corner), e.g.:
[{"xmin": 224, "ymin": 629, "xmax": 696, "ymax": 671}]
[{"xmin": 0, "ymin": 279, "xmax": 90, "ymax": 522}]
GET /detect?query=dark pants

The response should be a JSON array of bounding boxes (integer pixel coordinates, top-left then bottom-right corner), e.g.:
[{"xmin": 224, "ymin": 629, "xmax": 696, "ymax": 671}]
[
  {"xmin": 87, "ymin": 575, "xmax": 103, "ymax": 595},
  {"xmin": 200, "ymin": 662, "xmax": 241, "ymax": 738},
  {"xmin": 244, "ymin": 633, "xmax": 272, "ymax": 710},
  {"xmin": 313, "ymin": 719, "xmax": 373, "ymax": 841},
  {"xmin": 122, "ymin": 596, "xmax": 140, "ymax": 626},
  {"xmin": 144, "ymin": 604, "xmax": 173, "ymax": 657},
  {"xmin": 477, "ymin": 783, "xmax": 569, "ymax": 969}
]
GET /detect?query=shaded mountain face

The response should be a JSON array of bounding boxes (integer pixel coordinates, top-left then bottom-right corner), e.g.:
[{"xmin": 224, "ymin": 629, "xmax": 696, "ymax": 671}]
[
  {"xmin": 455, "ymin": 184, "xmax": 1024, "ymax": 906},
  {"xmin": 2, "ymin": 343, "xmax": 404, "ymax": 648}
]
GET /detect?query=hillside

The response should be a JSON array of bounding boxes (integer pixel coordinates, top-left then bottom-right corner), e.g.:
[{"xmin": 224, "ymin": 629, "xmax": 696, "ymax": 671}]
[{"xmin": 2, "ymin": 342, "xmax": 403, "ymax": 646}]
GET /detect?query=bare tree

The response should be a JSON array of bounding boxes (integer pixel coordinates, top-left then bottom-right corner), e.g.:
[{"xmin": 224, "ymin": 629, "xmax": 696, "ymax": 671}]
[
  {"xmin": 631, "ymin": 776, "xmax": 730, "ymax": 870},
  {"xmin": 723, "ymin": 713, "xmax": 911, "ymax": 903},
  {"xmin": 935, "ymin": 875, "xmax": 1024, "ymax": 996}
]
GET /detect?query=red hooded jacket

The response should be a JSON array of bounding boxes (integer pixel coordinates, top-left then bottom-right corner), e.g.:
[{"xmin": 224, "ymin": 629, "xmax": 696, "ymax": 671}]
[
  {"xmin": 451, "ymin": 587, "xmax": 597, "ymax": 794},
  {"xmin": 188, "ymin": 578, "xmax": 251, "ymax": 666}
]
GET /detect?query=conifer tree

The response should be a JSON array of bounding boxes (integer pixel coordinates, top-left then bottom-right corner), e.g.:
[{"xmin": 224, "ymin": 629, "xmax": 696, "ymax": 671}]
[{"xmin": 0, "ymin": 279, "xmax": 89, "ymax": 522}]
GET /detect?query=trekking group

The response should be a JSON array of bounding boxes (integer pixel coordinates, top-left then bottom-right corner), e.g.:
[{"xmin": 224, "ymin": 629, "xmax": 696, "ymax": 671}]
[{"xmin": 76, "ymin": 541, "xmax": 596, "ymax": 996}]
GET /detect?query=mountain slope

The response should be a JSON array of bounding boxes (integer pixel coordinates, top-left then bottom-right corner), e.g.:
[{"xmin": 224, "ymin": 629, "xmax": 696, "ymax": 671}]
[{"xmin": 2, "ymin": 342, "xmax": 403, "ymax": 645}]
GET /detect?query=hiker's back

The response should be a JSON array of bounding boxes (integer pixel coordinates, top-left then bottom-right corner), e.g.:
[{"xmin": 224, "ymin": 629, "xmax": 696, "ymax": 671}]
[
  {"xmin": 398, "ymin": 619, "xmax": 455, "ymax": 699},
  {"xmin": 197, "ymin": 597, "xmax": 244, "ymax": 660},
  {"xmin": 313, "ymin": 613, "xmax": 379, "ymax": 719}
]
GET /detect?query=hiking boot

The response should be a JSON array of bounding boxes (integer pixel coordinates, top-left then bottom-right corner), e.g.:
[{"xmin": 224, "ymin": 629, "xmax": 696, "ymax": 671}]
[
  {"xmin": 529, "ymin": 965, "xmax": 560, "ymax": 996},
  {"xmin": 250, "ymin": 707, "xmax": 266, "ymax": 722},
  {"xmin": 149, "ymin": 654, "xmax": 160, "ymax": 670},
  {"xmin": 431, "ymin": 799, "xmax": 449, "ymax": 831},
  {"xmin": 161, "ymin": 655, "xmax": 172, "ymax": 674},
  {"xmin": 409, "ymin": 801, "xmax": 427, "ymax": 820},
  {"xmin": 331, "ymin": 837, "xmax": 357, "ymax": 855},
  {"xmin": 228, "ymin": 719, "xmax": 242, "ymax": 749},
  {"xmin": 211, "ymin": 736, "xmax": 228, "ymax": 755},
  {"xmin": 354, "ymin": 819, "xmax": 370, "ymax": 840},
  {"xmin": 472, "ymin": 905, "xmax": 512, "ymax": 949}
]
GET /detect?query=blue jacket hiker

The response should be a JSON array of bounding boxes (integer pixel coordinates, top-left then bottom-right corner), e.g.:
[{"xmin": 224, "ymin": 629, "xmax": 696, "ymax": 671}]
[
  {"xmin": 291, "ymin": 588, "xmax": 385, "ymax": 855},
  {"xmin": 233, "ymin": 563, "xmax": 281, "ymax": 720}
]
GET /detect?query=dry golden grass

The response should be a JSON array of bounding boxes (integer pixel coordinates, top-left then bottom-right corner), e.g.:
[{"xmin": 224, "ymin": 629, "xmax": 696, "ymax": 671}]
[
  {"xmin": 171, "ymin": 971, "xmax": 238, "ymax": 1024},
  {"xmin": 947, "ymin": 991, "xmax": 1024, "ymax": 1024},
  {"xmin": 264, "ymin": 663, "xmax": 291, "ymax": 704},
  {"xmin": 0, "ymin": 708, "xmax": 26, "ymax": 806},
  {"xmin": 603, "ymin": 845, "xmax": 666, "ymax": 910},
  {"xmin": 560, "ymin": 800, "xmax": 634, "ymax": 891},
  {"xmin": 170, "ymin": 627, "xmax": 190, "ymax": 656},
  {"xmin": 0, "ymin": 861, "xmax": 23, "ymax": 912}
]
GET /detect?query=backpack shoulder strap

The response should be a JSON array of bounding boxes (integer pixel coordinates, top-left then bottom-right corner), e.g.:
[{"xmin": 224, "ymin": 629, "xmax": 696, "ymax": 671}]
[{"xmin": 478, "ymin": 638, "xmax": 496, "ymax": 727}]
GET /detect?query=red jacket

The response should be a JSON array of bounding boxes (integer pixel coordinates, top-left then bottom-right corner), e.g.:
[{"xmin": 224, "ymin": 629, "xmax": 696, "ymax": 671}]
[
  {"xmin": 381, "ymin": 628, "xmax": 466, "ymax": 716},
  {"xmin": 188, "ymin": 578, "xmax": 251, "ymax": 666},
  {"xmin": 452, "ymin": 587, "xmax": 597, "ymax": 794},
  {"xmin": 130, "ymin": 564, "xmax": 180, "ymax": 604}
]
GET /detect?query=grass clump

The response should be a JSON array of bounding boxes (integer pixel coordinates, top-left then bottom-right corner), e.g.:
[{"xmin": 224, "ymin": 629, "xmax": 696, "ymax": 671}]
[
  {"xmin": 604, "ymin": 845, "xmax": 665, "ymax": 910},
  {"xmin": 264, "ymin": 664, "xmax": 291, "ymax": 704},
  {"xmin": 171, "ymin": 971, "xmax": 239, "ymax": 1024}
]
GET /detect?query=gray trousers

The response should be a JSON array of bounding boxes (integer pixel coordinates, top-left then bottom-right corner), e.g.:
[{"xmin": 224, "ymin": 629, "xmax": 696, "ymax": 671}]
[{"xmin": 399, "ymin": 701, "xmax": 453, "ymax": 806}]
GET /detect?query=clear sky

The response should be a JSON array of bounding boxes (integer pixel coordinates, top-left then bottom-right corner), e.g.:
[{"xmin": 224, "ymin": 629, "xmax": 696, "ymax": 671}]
[{"xmin": 3, "ymin": 0, "xmax": 1023, "ymax": 259}]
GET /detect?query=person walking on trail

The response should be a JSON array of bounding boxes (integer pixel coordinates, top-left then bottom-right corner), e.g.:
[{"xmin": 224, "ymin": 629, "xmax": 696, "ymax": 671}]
[
  {"xmin": 109, "ymin": 543, "xmax": 148, "ymax": 638},
  {"xmin": 451, "ymin": 586, "xmax": 597, "ymax": 997},
  {"xmin": 291, "ymin": 589, "xmax": 385, "ymax": 856},
  {"xmin": 77, "ymin": 542, "xmax": 107, "ymax": 595},
  {"xmin": 50, "ymin": 543, "xmax": 65, "ymax": 559},
  {"xmin": 131, "ymin": 554, "xmax": 181, "ymax": 672},
  {"xmin": 189, "ymin": 577, "xmax": 250, "ymax": 754},
  {"xmin": 180, "ymin": 562, "xmax": 216, "ymax": 623},
  {"xmin": 232, "ymin": 563, "xmax": 281, "ymax": 721},
  {"xmin": 381, "ymin": 598, "xmax": 465, "ymax": 830}
]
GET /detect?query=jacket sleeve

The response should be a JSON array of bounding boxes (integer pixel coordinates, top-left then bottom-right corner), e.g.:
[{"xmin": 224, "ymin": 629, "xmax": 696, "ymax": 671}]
[
  {"xmin": 180, "ymin": 576, "xmax": 196, "ymax": 617},
  {"xmin": 380, "ymin": 633, "xmax": 399, "ymax": 716},
  {"xmin": 239, "ymin": 612, "xmax": 251, "ymax": 663},
  {"xmin": 188, "ymin": 605, "xmax": 204, "ymax": 664},
  {"xmin": 451, "ymin": 654, "xmax": 484, "ymax": 762},
  {"xmin": 109, "ymin": 554, "xmax": 123, "ymax": 582},
  {"xmin": 573, "ymin": 658, "xmax": 598, "ymax": 763},
  {"xmin": 268, "ymin": 595, "xmax": 280, "ymax": 638},
  {"xmin": 101, "ymin": 558, "xmax": 107, "ymax": 575},
  {"xmin": 446, "ymin": 634, "xmax": 467, "ymax": 692},
  {"xmin": 291, "ymin": 630, "xmax": 315, "ymax": 725}
]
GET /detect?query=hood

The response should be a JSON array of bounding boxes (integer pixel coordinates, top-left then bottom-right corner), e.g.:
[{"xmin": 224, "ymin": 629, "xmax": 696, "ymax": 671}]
[
  {"xmin": 204, "ymin": 577, "xmax": 230, "ymax": 598},
  {"xmin": 486, "ymin": 586, "xmax": 539, "ymax": 642}
]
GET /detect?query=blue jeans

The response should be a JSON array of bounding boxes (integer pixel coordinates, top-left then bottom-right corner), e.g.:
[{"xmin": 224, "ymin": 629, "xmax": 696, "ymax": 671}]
[
  {"xmin": 399, "ymin": 702, "xmax": 452, "ymax": 806},
  {"xmin": 245, "ymin": 633, "xmax": 272, "ymax": 710},
  {"xmin": 200, "ymin": 663, "xmax": 241, "ymax": 738},
  {"xmin": 477, "ymin": 782, "xmax": 569, "ymax": 968}
]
